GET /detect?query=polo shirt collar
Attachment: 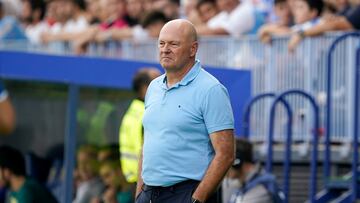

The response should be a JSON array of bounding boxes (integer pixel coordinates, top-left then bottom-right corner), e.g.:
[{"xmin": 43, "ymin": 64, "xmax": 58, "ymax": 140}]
[{"xmin": 161, "ymin": 59, "xmax": 201, "ymax": 89}]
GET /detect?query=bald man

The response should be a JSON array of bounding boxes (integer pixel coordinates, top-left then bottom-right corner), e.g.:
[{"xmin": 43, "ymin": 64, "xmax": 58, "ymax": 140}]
[{"xmin": 136, "ymin": 19, "xmax": 235, "ymax": 203}]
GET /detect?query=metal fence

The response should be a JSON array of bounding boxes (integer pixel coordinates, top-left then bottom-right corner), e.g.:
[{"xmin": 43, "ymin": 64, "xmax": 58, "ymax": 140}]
[{"xmin": 1, "ymin": 32, "xmax": 359, "ymax": 143}]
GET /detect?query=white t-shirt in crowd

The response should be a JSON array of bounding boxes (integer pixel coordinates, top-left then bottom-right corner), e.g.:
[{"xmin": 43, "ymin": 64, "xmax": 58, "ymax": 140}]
[{"xmin": 207, "ymin": 1, "xmax": 256, "ymax": 37}]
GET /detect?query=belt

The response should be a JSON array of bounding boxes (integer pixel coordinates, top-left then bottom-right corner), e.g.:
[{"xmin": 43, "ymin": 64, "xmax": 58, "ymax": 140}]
[{"xmin": 142, "ymin": 179, "xmax": 199, "ymax": 192}]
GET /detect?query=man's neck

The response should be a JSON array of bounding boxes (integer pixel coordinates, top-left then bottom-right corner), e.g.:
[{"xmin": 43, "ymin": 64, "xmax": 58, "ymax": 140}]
[
  {"xmin": 10, "ymin": 175, "xmax": 26, "ymax": 192},
  {"xmin": 166, "ymin": 60, "xmax": 195, "ymax": 88}
]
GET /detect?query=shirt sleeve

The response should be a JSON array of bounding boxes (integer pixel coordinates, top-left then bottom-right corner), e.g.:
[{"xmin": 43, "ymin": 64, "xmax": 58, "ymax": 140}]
[
  {"xmin": 345, "ymin": 6, "xmax": 360, "ymax": 30},
  {"xmin": 202, "ymin": 84, "xmax": 234, "ymax": 134},
  {"xmin": 221, "ymin": 3, "xmax": 255, "ymax": 36}
]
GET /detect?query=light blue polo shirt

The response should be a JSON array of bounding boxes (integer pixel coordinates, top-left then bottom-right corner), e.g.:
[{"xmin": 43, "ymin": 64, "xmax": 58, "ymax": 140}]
[{"xmin": 142, "ymin": 60, "xmax": 234, "ymax": 186}]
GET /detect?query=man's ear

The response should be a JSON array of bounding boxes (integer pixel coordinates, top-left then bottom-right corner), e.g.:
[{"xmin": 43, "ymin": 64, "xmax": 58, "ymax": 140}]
[{"xmin": 190, "ymin": 41, "xmax": 198, "ymax": 57}]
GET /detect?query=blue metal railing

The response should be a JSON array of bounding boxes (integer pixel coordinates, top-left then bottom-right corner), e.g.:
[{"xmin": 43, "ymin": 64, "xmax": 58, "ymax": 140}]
[
  {"xmin": 63, "ymin": 85, "xmax": 79, "ymax": 203},
  {"xmin": 267, "ymin": 90, "xmax": 320, "ymax": 203},
  {"xmin": 241, "ymin": 90, "xmax": 320, "ymax": 203},
  {"xmin": 353, "ymin": 40, "xmax": 360, "ymax": 202},
  {"xmin": 324, "ymin": 32, "xmax": 360, "ymax": 202},
  {"xmin": 242, "ymin": 92, "xmax": 276, "ymax": 138},
  {"xmin": 267, "ymin": 94, "xmax": 292, "ymax": 203}
]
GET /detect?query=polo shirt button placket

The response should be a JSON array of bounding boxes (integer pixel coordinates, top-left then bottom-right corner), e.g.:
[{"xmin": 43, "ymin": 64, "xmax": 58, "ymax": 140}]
[{"xmin": 161, "ymin": 90, "xmax": 167, "ymax": 105}]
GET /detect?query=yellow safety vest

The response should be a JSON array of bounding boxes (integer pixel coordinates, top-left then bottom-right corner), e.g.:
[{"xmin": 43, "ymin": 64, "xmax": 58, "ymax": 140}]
[{"xmin": 119, "ymin": 99, "xmax": 144, "ymax": 183}]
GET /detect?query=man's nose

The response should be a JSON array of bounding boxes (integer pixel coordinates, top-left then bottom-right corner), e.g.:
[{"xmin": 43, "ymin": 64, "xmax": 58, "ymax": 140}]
[{"xmin": 160, "ymin": 44, "xmax": 171, "ymax": 53}]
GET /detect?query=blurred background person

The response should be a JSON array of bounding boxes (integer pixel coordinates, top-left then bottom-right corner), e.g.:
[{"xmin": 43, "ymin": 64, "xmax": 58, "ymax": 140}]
[
  {"xmin": 224, "ymin": 139, "xmax": 284, "ymax": 203},
  {"xmin": 97, "ymin": 144, "xmax": 120, "ymax": 164},
  {"xmin": 0, "ymin": 145, "xmax": 58, "ymax": 203},
  {"xmin": 118, "ymin": 68, "xmax": 160, "ymax": 193},
  {"xmin": 124, "ymin": 0, "xmax": 144, "ymax": 27},
  {"xmin": 91, "ymin": 161, "xmax": 133, "ymax": 203},
  {"xmin": 196, "ymin": 0, "xmax": 265, "ymax": 36},
  {"xmin": 40, "ymin": 0, "xmax": 89, "ymax": 44},
  {"xmin": 182, "ymin": 0, "xmax": 203, "ymax": 26},
  {"xmin": 0, "ymin": 80, "xmax": 15, "ymax": 136},
  {"xmin": 258, "ymin": 0, "xmax": 324, "ymax": 43},
  {"xmin": 288, "ymin": 0, "xmax": 359, "ymax": 51},
  {"xmin": 73, "ymin": 145, "xmax": 105, "ymax": 203},
  {"xmin": 74, "ymin": 10, "xmax": 168, "ymax": 54},
  {"xmin": 0, "ymin": 1, "xmax": 27, "ymax": 40},
  {"xmin": 152, "ymin": 0, "xmax": 180, "ymax": 20},
  {"xmin": 196, "ymin": 0, "xmax": 220, "ymax": 24}
]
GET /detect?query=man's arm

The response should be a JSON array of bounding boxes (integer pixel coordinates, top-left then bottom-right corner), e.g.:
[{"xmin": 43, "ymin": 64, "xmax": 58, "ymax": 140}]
[
  {"xmin": 0, "ymin": 82, "xmax": 15, "ymax": 135},
  {"xmin": 288, "ymin": 16, "xmax": 354, "ymax": 51},
  {"xmin": 135, "ymin": 148, "xmax": 144, "ymax": 198},
  {"xmin": 192, "ymin": 129, "xmax": 234, "ymax": 202},
  {"xmin": 196, "ymin": 25, "xmax": 229, "ymax": 36},
  {"xmin": 0, "ymin": 97, "xmax": 16, "ymax": 135}
]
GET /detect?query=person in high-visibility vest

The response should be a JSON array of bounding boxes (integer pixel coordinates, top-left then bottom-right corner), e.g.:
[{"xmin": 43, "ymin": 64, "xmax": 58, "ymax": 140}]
[
  {"xmin": 119, "ymin": 68, "xmax": 161, "ymax": 184},
  {"xmin": 0, "ymin": 80, "xmax": 15, "ymax": 135}
]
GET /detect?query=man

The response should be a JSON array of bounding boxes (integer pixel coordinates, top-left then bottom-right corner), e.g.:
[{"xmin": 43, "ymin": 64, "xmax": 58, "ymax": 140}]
[
  {"xmin": 227, "ymin": 139, "xmax": 284, "ymax": 203},
  {"xmin": 152, "ymin": 0, "xmax": 180, "ymax": 20},
  {"xmin": 259, "ymin": 0, "xmax": 324, "ymax": 44},
  {"xmin": 288, "ymin": 4, "xmax": 360, "ymax": 51},
  {"xmin": 196, "ymin": 0, "xmax": 219, "ymax": 24},
  {"xmin": 0, "ymin": 145, "xmax": 58, "ymax": 203},
  {"xmin": 94, "ymin": 11, "xmax": 169, "ymax": 42},
  {"xmin": 136, "ymin": 19, "xmax": 235, "ymax": 203},
  {"xmin": 74, "ymin": 10, "xmax": 169, "ymax": 54},
  {"xmin": 0, "ymin": 80, "xmax": 15, "ymax": 135},
  {"xmin": 196, "ymin": 0, "xmax": 264, "ymax": 36},
  {"xmin": 119, "ymin": 68, "xmax": 161, "ymax": 184}
]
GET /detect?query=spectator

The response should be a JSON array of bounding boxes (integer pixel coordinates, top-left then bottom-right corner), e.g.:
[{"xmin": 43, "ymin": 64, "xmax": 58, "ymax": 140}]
[
  {"xmin": 259, "ymin": 0, "xmax": 324, "ymax": 43},
  {"xmin": 152, "ymin": 0, "xmax": 180, "ymax": 20},
  {"xmin": 98, "ymin": 0, "xmax": 128, "ymax": 30},
  {"xmin": 124, "ymin": 0, "xmax": 144, "ymax": 27},
  {"xmin": 327, "ymin": 0, "xmax": 351, "ymax": 14},
  {"xmin": 97, "ymin": 144, "xmax": 120, "ymax": 163},
  {"xmin": 91, "ymin": 161, "xmax": 133, "ymax": 203},
  {"xmin": 196, "ymin": 0, "xmax": 220, "ymax": 24},
  {"xmin": 20, "ymin": 0, "xmax": 46, "ymax": 27},
  {"xmin": 182, "ymin": 0, "xmax": 203, "ymax": 26},
  {"xmin": 21, "ymin": 0, "xmax": 49, "ymax": 44},
  {"xmin": 226, "ymin": 139, "xmax": 284, "ymax": 203},
  {"xmin": 73, "ymin": 145, "xmax": 104, "ymax": 203},
  {"xmin": 196, "ymin": 0, "xmax": 265, "ymax": 36},
  {"xmin": 74, "ymin": 10, "xmax": 168, "ymax": 54},
  {"xmin": 288, "ymin": 3, "xmax": 360, "ymax": 51},
  {"xmin": 0, "ymin": 145, "xmax": 58, "ymax": 203},
  {"xmin": 97, "ymin": 10, "xmax": 168, "ymax": 41},
  {"xmin": 84, "ymin": 0, "xmax": 101, "ymax": 24},
  {"xmin": 1, "ymin": 0, "xmax": 22, "ymax": 17},
  {"xmin": 273, "ymin": 0, "xmax": 293, "ymax": 26},
  {"xmin": 0, "ymin": 1, "xmax": 27, "ymax": 40},
  {"xmin": 40, "ymin": 0, "xmax": 89, "ymax": 44},
  {"xmin": 118, "ymin": 68, "xmax": 160, "ymax": 185},
  {"xmin": 257, "ymin": 0, "xmax": 292, "ymax": 43},
  {"xmin": 0, "ymin": 80, "xmax": 15, "ymax": 135}
]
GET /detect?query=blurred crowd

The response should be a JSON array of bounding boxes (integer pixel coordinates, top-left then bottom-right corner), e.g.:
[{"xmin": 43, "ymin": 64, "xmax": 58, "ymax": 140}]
[
  {"xmin": 0, "ymin": 0, "xmax": 358, "ymax": 53},
  {"xmin": 0, "ymin": 143, "xmax": 134, "ymax": 203}
]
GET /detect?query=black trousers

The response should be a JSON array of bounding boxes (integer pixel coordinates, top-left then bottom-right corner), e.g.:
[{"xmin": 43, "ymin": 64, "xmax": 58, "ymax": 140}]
[{"xmin": 135, "ymin": 180, "xmax": 220, "ymax": 203}]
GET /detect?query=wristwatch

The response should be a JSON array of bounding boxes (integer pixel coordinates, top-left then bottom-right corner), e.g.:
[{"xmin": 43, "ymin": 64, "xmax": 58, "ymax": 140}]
[
  {"xmin": 296, "ymin": 29, "xmax": 306, "ymax": 39},
  {"xmin": 192, "ymin": 198, "xmax": 203, "ymax": 203}
]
